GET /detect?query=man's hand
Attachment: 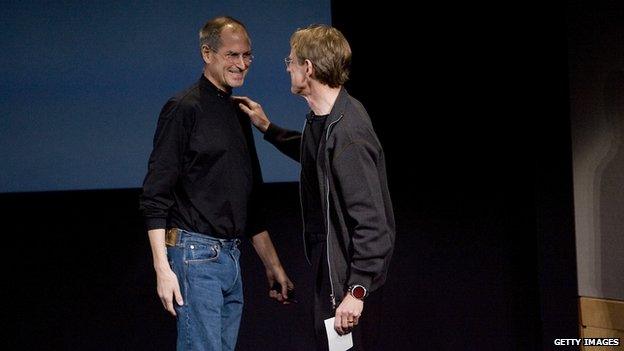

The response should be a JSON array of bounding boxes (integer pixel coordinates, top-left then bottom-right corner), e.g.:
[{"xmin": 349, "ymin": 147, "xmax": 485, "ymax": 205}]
[
  {"xmin": 334, "ymin": 293, "xmax": 363, "ymax": 335},
  {"xmin": 251, "ymin": 230, "xmax": 295, "ymax": 304},
  {"xmin": 233, "ymin": 96, "xmax": 271, "ymax": 133},
  {"xmin": 148, "ymin": 229, "xmax": 183, "ymax": 317},
  {"xmin": 155, "ymin": 264, "xmax": 184, "ymax": 316},
  {"xmin": 266, "ymin": 265, "xmax": 295, "ymax": 304}
]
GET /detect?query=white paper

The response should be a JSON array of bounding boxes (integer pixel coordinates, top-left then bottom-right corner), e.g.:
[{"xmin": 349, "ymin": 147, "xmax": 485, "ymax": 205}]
[{"xmin": 324, "ymin": 317, "xmax": 353, "ymax": 351}]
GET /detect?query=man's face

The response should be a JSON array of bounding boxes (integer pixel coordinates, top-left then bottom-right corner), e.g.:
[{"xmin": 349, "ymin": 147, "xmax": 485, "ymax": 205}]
[
  {"xmin": 286, "ymin": 48, "xmax": 308, "ymax": 95},
  {"xmin": 203, "ymin": 27, "xmax": 252, "ymax": 91}
]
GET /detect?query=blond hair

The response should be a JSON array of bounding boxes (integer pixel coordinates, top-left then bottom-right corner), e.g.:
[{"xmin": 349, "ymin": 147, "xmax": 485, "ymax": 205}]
[{"xmin": 290, "ymin": 24, "xmax": 351, "ymax": 88}]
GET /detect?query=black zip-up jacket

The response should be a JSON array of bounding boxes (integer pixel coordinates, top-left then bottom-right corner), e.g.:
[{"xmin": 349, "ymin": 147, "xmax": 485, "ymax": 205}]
[{"xmin": 264, "ymin": 88, "xmax": 395, "ymax": 304}]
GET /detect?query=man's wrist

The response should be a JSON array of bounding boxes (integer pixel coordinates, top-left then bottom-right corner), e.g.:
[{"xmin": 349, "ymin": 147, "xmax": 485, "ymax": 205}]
[
  {"xmin": 260, "ymin": 121, "xmax": 271, "ymax": 133},
  {"xmin": 153, "ymin": 258, "xmax": 171, "ymax": 272}
]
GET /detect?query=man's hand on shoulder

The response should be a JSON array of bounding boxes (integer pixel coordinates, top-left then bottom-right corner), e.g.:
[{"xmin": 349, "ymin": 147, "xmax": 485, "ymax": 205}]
[{"xmin": 233, "ymin": 96, "xmax": 271, "ymax": 133}]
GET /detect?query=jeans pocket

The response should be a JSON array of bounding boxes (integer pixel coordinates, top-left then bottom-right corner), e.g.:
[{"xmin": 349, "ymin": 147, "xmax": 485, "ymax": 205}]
[
  {"xmin": 232, "ymin": 246, "xmax": 241, "ymax": 260},
  {"xmin": 185, "ymin": 242, "xmax": 220, "ymax": 263}
]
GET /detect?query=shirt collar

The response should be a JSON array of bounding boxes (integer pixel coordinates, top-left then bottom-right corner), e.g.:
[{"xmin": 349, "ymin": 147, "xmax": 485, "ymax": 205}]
[
  {"xmin": 306, "ymin": 111, "xmax": 329, "ymax": 123},
  {"xmin": 199, "ymin": 74, "xmax": 232, "ymax": 100}
]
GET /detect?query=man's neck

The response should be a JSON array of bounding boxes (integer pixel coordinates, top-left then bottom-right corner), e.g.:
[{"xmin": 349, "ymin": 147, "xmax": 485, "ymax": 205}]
[
  {"xmin": 203, "ymin": 69, "xmax": 232, "ymax": 94},
  {"xmin": 304, "ymin": 83, "xmax": 341, "ymax": 116}
]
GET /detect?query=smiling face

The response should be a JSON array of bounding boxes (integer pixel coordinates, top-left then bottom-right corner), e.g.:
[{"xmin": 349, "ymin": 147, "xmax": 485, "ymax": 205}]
[{"xmin": 202, "ymin": 26, "xmax": 251, "ymax": 91}]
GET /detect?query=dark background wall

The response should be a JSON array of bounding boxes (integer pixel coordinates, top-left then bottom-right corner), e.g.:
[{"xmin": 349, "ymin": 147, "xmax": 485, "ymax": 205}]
[
  {"xmin": 4, "ymin": 1, "xmax": 583, "ymax": 350},
  {"xmin": 331, "ymin": 1, "xmax": 576, "ymax": 350}
]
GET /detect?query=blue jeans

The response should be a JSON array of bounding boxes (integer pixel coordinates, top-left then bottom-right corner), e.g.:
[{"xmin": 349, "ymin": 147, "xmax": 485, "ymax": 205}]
[{"xmin": 167, "ymin": 229, "xmax": 243, "ymax": 351}]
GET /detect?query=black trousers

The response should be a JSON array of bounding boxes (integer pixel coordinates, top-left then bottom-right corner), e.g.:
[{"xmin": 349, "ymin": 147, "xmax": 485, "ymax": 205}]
[{"xmin": 309, "ymin": 239, "xmax": 384, "ymax": 351}]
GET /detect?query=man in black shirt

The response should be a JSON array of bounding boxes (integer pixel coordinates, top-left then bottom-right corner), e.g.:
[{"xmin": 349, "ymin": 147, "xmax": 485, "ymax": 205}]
[
  {"xmin": 139, "ymin": 16, "xmax": 293, "ymax": 351},
  {"xmin": 235, "ymin": 25, "xmax": 395, "ymax": 350}
]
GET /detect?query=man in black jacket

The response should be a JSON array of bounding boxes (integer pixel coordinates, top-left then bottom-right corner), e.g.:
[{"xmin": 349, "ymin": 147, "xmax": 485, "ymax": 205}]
[
  {"xmin": 235, "ymin": 24, "xmax": 395, "ymax": 351},
  {"xmin": 140, "ymin": 16, "xmax": 293, "ymax": 351}
]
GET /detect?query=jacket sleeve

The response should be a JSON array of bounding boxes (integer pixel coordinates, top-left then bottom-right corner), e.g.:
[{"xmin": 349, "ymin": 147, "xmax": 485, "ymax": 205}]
[
  {"xmin": 332, "ymin": 141, "xmax": 394, "ymax": 291},
  {"xmin": 139, "ymin": 99, "xmax": 193, "ymax": 230},
  {"xmin": 263, "ymin": 123, "xmax": 302, "ymax": 163}
]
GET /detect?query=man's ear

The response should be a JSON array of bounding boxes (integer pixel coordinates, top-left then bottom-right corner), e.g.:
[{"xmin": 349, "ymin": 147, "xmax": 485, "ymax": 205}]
[
  {"xmin": 304, "ymin": 59, "xmax": 314, "ymax": 78},
  {"xmin": 201, "ymin": 45, "xmax": 212, "ymax": 64}
]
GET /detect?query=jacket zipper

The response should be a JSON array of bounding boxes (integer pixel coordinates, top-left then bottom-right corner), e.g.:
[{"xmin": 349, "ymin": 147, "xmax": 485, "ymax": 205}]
[{"xmin": 325, "ymin": 114, "xmax": 343, "ymax": 309}]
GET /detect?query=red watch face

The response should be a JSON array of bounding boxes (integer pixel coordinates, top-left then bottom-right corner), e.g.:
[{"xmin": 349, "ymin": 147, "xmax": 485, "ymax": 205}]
[{"xmin": 351, "ymin": 285, "xmax": 366, "ymax": 299}]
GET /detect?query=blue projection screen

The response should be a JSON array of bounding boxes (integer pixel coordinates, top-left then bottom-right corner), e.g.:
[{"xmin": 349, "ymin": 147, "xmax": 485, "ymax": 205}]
[{"xmin": 0, "ymin": 1, "xmax": 331, "ymax": 193}]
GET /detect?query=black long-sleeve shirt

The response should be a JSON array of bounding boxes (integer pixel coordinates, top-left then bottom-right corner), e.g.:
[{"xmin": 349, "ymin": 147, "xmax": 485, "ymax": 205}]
[
  {"xmin": 302, "ymin": 113, "xmax": 327, "ymax": 241},
  {"xmin": 139, "ymin": 75, "xmax": 265, "ymax": 239}
]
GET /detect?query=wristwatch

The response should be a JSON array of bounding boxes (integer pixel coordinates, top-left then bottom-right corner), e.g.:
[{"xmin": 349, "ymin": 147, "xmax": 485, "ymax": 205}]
[{"xmin": 348, "ymin": 284, "xmax": 368, "ymax": 300}]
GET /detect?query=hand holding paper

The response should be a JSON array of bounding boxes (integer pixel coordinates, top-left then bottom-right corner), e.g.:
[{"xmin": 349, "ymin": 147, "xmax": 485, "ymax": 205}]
[{"xmin": 324, "ymin": 317, "xmax": 353, "ymax": 351}]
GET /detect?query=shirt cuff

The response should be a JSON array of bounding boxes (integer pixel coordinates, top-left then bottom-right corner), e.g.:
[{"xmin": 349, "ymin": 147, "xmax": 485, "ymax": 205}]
[{"xmin": 145, "ymin": 217, "xmax": 167, "ymax": 231}]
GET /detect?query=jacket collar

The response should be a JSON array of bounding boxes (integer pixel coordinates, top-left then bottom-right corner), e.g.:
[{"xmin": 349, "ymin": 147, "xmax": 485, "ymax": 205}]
[{"xmin": 323, "ymin": 86, "xmax": 349, "ymax": 130}]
